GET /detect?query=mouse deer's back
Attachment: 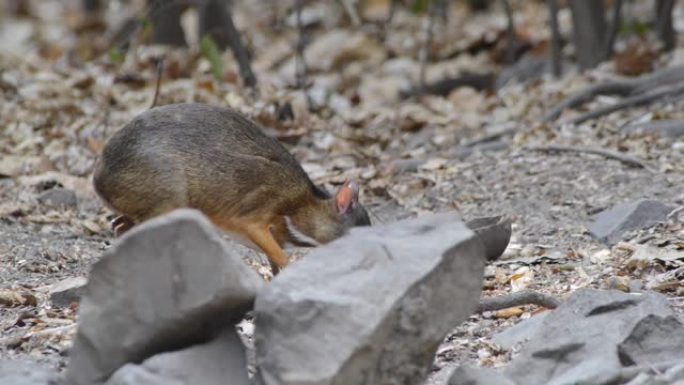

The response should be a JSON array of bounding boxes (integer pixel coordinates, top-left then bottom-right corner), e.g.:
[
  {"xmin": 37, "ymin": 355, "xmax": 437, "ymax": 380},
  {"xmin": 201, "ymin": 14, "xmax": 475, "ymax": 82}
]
[{"xmin": 94, "ymin": 104, "xmax": 324, "ymax": 223}]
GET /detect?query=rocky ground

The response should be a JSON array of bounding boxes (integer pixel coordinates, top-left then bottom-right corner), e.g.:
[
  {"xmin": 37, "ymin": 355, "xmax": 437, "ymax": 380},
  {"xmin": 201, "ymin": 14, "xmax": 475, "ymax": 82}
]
[{"xmin": 1, "ymin": 1, "xmax": 684, "ymax": 384}]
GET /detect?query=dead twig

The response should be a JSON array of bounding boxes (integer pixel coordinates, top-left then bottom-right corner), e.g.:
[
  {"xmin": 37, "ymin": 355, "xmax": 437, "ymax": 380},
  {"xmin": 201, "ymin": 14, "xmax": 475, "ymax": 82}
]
[
  {"xmin": 418, "ymin": 0, "xmax": 441, "ymax": 94},
  {"xmin": 341, "ymin": 0, "xmax": 361, "ymax": 26},
  {"xmin": 150, "ymin": 56, "xmax": 164, "ymax": 109},
  {"xmin": 461, "ymin": 125, "xmax": 517, "ymax": 147},
  {"xmin": 543, "ymin": 65, "xmax": 684, "ymax": 123},
  {"xmin": 528, "ymin": 144, "xmax": 653, "ymax": 170},
  {"xmin": 667, "ymin": 205, "xmax": 684, "ymax": 220},
  {"xmin": 294, "ymin": 0, "xmax": 314, "ymax": 111},
  {"xmin": 478, "ymin": 290, "xmax": 561, "ymax": 312},
  {"xmin": 500, "ymin": 0, "xmax": 516, "ymax": 64},
  {"xmin": 565, "ymin": 84, "xmax": 684, "ymax": 126},
  {"xmin": 222, "ymin": 4, "xmax": 257, "ymax": 89},
  {"xmin": 543, "ymin": 82, "xmax": 637, "ymax": 123},
  {"xmin": 624, "ymin": 119, "xmax": 684, "ymax": 137}
]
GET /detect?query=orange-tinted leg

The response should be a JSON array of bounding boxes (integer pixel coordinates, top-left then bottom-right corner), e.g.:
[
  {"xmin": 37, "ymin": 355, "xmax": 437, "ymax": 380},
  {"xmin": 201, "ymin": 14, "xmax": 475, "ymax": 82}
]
[{"xmin": 245, "ymin": 224, "xmax": 290, "ymax": 274}]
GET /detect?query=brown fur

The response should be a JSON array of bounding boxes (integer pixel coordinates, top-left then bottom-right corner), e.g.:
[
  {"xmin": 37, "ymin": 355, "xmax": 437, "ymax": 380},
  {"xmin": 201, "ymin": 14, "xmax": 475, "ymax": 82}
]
[{"xmin": 93, "ymin": 103, "xmax": 370, "ymax": 271}]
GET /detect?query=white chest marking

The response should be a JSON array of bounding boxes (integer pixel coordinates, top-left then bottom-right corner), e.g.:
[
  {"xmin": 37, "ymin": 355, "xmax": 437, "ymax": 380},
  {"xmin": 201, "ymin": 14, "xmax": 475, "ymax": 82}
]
[{"xmin": 284, "ymin": 216, "xmax": 322, "ymax": 247}]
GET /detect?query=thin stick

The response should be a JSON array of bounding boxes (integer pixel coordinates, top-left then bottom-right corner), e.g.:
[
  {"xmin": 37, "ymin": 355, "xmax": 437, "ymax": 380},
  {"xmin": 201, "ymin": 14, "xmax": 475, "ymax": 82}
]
[
  {"xmin": 478, "ymin": 290, "xmax": 561, "ymax": 312},
  {"xmin": 294, "ymin": 0, "xmax": 314, "ymax": 111},
  {"xmin": 150, "ymin": 56, "xmax": 164, "ymax": 109},
  {"xmin": 565, "ymin": 84, "xmax": 684, "ymax": 125},
  {"xmin": 222, "ymin": 4, "xmax": 257, "ymax": 89},
  {"xmin": 528, "ymin": 144, "xmax": 652, "ymax": 169},
  {"xmin": 544, "ymin": 65, "xmax": 684, "ymax": 123},
  {"xmin": 500, "ymin": 0, "xmax": 516, "ymax": 64},
  {"xmin": 543, "ymin": 81, "xmax": 637, "ymax": 123},
  {"xmin": 547, "ymin": 0, "xmax": 562, "ymax": 77},
  {"xmin": 341, "ymin": 0, "xmax": 361, "ymax": 26},
  {"xmin": 624, "ymin": 119, "xmax": 684, "ymax": 137},
  {"xmin": 418, "ymin": 0, "xmax": 440, "ymax": 94}
]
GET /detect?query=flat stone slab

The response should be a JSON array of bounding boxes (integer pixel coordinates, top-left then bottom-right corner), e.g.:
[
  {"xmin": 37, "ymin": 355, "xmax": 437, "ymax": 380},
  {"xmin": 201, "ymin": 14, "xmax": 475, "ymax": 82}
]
[
  {"xmin": 254, "ymin": 212, "xmax": 487, "ymax": 385},
  {"xmin": 588, "ymin": 199, "xmax": 673, "ymax": 245},
  {"xmin": 504, "ymin": 289, "xmax": 675, "ymax": 385},
  {"xmin": 66, "ymin": 209, "xmax": 264, "ymax": 385},
  {"xmin": 106, "ymin": 328, "xmax": 249, "ymax": 385},
  {"xmin": 0, "ymin": 360, "xmax": 62, "ymax": 385}
]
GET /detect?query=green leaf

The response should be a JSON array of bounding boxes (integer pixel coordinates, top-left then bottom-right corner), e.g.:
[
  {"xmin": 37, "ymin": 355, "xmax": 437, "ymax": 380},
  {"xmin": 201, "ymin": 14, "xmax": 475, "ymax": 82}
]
[
  {"xmin": 107, "ymin": 48, "xmax": 125, "ymax": 63},
  {"xmin": 412, "ymin": 0, "xmax": 429, "ymax": 14},
  {"xmin": 200, "ymin": 35, "xmax": 224, "ymax": 82}
]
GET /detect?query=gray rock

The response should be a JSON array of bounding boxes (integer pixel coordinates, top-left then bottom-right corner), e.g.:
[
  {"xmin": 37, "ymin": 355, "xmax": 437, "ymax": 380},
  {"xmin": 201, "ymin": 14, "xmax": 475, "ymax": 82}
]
[
  {"xmin": 0, "ymin": 360, "xmax": 62, "ymax": 385},
  {"xmin": 504, "ymin": 289, "xmax": 675, "ymax": 385},
  {"xmin": 588, "ymin": 199, "xmax": 674, "ymax": 245},
  {"xmin": 106, "ymin": 328, "xmax": 249, "ymax": 385},
  {"xmin": 66, "ymin": 209, "xmax": 264, "ymax": 385},
  {"xmin": 618, "ymin": 315, "xmax": 684, "ymax": 366},
  {"xmin": 465, "ymin": 216, "xmax": 512, "ymax": 261},
  {"xmin": 491, "ymin": 312, "xmax": 549, "ymax": 350},
  {"xmin": 448, "ymin": 365, "xmax": 515, "ymax": 385},
  {"xmin": 49, "ymin": 276, "xmax": 87, "ymax": 307},
  {"xmin": 253, "ymin": 212, "xmax": 487, "ymax": 385},
  {"xmin": 38, "ymin": 188, "xmax": 77, "ymax": 209}
]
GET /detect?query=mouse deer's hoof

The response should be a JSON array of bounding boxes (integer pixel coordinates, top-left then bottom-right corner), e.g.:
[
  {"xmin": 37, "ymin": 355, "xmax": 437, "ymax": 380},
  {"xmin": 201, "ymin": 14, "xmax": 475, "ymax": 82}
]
[{"xmin": 111, "ymin": 215, "xmax": 135, "ymax": 236}]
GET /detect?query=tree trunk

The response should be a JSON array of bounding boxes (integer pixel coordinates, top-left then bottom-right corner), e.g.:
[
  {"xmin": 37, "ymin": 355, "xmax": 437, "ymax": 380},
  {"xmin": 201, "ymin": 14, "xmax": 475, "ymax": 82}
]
[
  {"xmin": 655, "ymin": 0, "xmax": 676, "ymax": 52},
  {"xmin": 82, "ymin": 0, "xmax": 101, "ymax": 13},
  {"xmin": 569, "ymin": 0, "xmax": 607, "ymax": 70},
  {"xmin": 148, "ymin": 0, "xmax": 187, "ymax": 46},
  {"xmin": 199, "ymin": 0, "xmax": 257, "ymax": 88},
  {"xmin": 547, "ymin": 0, "xmax": 562, "ymax": 77}
]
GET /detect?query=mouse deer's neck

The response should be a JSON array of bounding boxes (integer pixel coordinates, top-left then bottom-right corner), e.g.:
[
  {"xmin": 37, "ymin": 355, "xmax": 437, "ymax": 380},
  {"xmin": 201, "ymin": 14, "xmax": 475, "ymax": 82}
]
[{"xmin": 284, "ymin": 198, "xmax": 344, "ymax": 246}]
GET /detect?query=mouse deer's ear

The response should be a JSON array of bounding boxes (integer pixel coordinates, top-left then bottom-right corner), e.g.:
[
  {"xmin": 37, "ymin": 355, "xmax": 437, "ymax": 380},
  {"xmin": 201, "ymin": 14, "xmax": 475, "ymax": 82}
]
[{"xmin": 335, "ymin": 180, "xmax": 359, "ymax": 215}]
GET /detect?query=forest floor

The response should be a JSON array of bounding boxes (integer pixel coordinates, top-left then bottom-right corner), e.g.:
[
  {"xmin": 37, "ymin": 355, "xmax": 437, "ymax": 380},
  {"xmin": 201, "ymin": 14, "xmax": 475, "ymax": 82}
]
[{"xmin": 1, "ymin": 1, "xmax": 683, "ymax": 383}]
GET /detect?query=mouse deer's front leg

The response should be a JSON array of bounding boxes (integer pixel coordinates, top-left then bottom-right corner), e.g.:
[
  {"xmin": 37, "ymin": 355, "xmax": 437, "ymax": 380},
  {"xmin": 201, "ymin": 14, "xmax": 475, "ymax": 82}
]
[{"xmin": 245, "ymin": 224, "xmax": 290, "ymax": 274}]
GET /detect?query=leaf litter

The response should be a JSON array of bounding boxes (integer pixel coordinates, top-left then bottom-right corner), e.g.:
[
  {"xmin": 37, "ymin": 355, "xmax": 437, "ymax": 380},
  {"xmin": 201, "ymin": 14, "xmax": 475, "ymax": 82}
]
[{"xmin": 0, "ymin": 0, "xmax": 683, "ymax": 382}]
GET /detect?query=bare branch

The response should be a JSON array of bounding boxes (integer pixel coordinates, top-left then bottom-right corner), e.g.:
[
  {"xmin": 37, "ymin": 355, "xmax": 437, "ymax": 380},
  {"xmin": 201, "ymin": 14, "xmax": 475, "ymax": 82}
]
[
  {"xmin": 150, "ymin": 57, "xmax": 164, "ymax": 109},
  {"xmin": 418, "ymin": 0, "xmax": 442, "ymax": 93},
  {"xmin": 500, "ymin": 0, "xmax": 516, "ymax": 64},
  {"xmin": 543, "ymin": 81, "xmax": 636, "ymax": 123},
  {"xmin": 221, "ymin": 5, "xmax": 257, "ymax": 89},
  {"xmin": 543, "ymin": 65, "xmax": 684, "ymax": 123},
  {"xmin": 565, "ymin": 84, "xmax": 684, "ymax": 126},
  {"xmin": 624, "ymin": 119, "xmax": 684, "ymax": 137},
  {"xmin": 341, "ymin": 0, "xmax": 362, "ymax": 26},
  {"xmin": 478, "ymin": 290, "xmax": 561, "ymax": 312},
  {"xmin": 528, "ymin": 144, "xmax": 653, "ymax": 170}
]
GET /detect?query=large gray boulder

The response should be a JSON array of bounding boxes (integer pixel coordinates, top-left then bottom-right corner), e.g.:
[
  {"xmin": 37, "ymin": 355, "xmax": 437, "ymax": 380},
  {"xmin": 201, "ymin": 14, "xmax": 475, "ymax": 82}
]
[
  {"xmin": 618, "ymin": 315, "xmax": 684, "ymax": 366},
  {"xmin": 0, "ymin": 360, "xmax": 62, "ymax": 385},
  {"xmin": 588, "ymin": 199, "xmax": 673, "ymax": 245},
  {"xmin": 66, "ymin": 209, "xmax": 264, "ymax": 385},
  {"xmin": 504, "ymin": 289, "xmax": 675, "ymax": 385},
  {"xmin": 448, "ymin": 365, "xmax": 515, "ymax": 385},
  {"xmin": 253, "ymin": 212, "xmax": 487, "ymax": 385},
  {"xmin": 105, "ymin": 328, "xmax": 250, "ymax": 385}
]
